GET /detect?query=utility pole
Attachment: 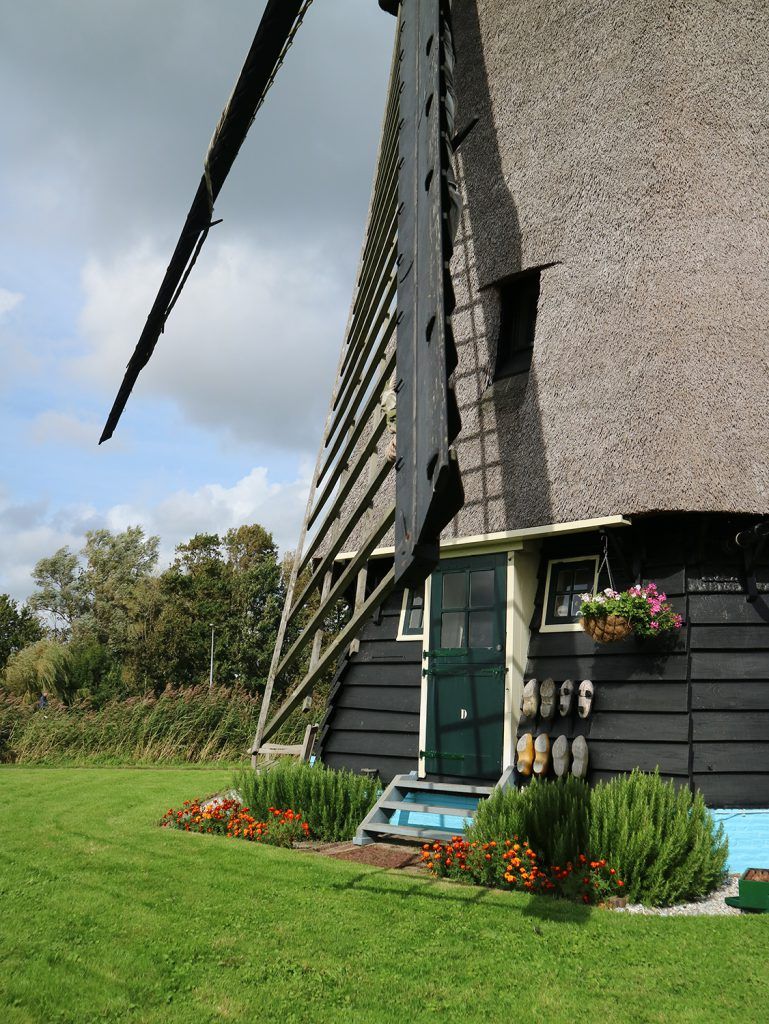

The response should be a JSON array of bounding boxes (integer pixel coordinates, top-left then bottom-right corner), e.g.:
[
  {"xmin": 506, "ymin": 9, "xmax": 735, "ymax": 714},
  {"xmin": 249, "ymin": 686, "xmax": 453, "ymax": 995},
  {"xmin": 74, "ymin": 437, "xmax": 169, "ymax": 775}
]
[{"xmin": 209, "ymin": 624, "xmax": 215, "ymax": 690}]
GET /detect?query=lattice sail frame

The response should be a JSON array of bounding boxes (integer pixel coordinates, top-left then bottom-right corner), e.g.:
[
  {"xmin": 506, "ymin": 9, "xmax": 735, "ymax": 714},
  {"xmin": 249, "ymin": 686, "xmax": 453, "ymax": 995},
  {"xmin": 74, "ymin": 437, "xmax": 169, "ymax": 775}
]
[
  {"xmin": 250, "ymin": 43, "xmax": 401, "ymax": 761},
  {"xmin": 251, "ymin": 0, "xmax": 462, "ymax": 763}
]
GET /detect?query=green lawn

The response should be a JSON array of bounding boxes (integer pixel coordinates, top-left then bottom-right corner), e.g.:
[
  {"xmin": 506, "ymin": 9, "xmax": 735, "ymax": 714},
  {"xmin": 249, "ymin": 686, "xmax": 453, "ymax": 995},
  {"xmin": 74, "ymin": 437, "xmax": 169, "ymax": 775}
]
[{"xmin": 1, "ymin": 769, "xmax": 768, "ymax": 1024}]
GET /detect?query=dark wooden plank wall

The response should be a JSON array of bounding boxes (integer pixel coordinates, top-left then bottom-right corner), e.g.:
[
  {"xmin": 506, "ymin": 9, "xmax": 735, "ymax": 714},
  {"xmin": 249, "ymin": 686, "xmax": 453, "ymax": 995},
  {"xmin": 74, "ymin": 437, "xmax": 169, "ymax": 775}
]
[
  {"xmin": 524, "ymin": 515, "xmax": 769, "ymax": 807},
  {"xmin": 317, "ymin": 587, "xmax": 422, "ymax": 783}
]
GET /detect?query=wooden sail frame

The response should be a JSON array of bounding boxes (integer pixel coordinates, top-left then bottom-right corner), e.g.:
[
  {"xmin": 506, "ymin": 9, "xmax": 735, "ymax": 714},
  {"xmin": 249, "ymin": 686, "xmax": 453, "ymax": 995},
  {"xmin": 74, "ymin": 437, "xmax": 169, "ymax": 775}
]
[
  {"xmin": 250, "ymin": 39, "xmax": 402, "ymax": 763},
  {"xmin": 251, "ymin": 1, "xmax": 465, "ymax": 763}
]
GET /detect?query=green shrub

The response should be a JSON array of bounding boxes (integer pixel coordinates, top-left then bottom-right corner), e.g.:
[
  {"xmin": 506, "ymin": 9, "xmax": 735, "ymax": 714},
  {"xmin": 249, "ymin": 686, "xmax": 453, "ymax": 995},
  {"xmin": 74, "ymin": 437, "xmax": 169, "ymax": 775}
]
[
  {"xmin": 589, "ymin": 769, "xmax": 728, "ymax": 906},
  {"xmin": 467, "ymin": 770, "xmax": 727, "ymax": 907},
  {"xmin": 235, "ymin": 759, "xmax": 378, "ymax": 842},
  {"xmin": 469, "ymin": 777, "xmax": 591, "ymax": 868}
]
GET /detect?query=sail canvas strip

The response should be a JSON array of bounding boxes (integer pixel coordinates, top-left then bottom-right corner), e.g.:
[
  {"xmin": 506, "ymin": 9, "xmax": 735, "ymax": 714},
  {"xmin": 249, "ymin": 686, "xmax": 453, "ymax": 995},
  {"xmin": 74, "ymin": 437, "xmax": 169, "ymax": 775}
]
[{"xmin": 99, "ymin": 0, "xmax": 313, "ymax": 443}]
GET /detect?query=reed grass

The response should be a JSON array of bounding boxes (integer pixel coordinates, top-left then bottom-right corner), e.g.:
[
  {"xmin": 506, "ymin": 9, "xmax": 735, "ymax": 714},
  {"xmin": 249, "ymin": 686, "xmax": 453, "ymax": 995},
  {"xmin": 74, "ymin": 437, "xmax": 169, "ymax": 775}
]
[{"xmin": 0, "ymin": 686, "xmax": 260, "ymax": 765}]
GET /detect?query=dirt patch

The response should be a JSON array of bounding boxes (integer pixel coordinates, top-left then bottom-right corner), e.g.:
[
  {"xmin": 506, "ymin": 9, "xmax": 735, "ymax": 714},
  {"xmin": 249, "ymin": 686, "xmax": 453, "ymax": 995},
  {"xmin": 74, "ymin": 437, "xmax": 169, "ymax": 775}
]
[
  {"xmin": 296, "ymin": 840, "xmax": 422, "ymax": 870},
  {"xmin": 744, "ymin": 868, "xmax": 769, "ymax": 883}
]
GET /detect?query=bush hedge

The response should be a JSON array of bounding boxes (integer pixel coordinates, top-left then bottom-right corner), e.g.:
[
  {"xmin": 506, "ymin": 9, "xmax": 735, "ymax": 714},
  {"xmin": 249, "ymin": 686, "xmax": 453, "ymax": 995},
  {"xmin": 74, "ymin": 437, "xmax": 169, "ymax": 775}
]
[
  {"xmin": 469, "ymin": 776, "xmax": 591, "ymax": 869},
  {"xmin": 467, "ymin": 770, "xmax": 727, "ymax": 907},
  {"xmin": 589, "ymin": 769, "xmax": 728, "ymax": 905},
  {"xmin": 235, "ymin": 759, "xmax": 378, "ymax": 842}
]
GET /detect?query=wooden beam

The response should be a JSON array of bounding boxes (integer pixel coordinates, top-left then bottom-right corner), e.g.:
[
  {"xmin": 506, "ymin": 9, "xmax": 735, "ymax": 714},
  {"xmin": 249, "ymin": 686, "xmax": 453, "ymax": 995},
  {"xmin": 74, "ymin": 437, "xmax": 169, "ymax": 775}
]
[
  {"xmin": 262, "ymin": 567, "xmax": 397, "ymax": 743},
  {"xmin": 306, "ymin": 412, "xmax": 387, "ymax": 532},
  {"xmin": 290, "ymin": 464, "xmax": 393, "ymax": 629},
  {"xmin": 318, "ymin": 340, "xmax": 396, "ymax": 487},
  {"xmin": 296, "ymin": 453, "xmax": 392, "ymax": 592},
  {"xmin": 277, "ymin": 504, "xmax": 395, "ymax": 680},
  {"xmin": 332, "ymin": 269, "xmax": 397, "ymax": 427}
]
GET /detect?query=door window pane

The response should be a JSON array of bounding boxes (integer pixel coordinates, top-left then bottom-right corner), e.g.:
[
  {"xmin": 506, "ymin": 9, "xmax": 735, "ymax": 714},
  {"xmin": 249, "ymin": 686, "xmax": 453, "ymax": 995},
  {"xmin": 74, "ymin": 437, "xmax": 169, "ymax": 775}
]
[
  {"xmin": 442, "ymin": 572, "xmax": 466, "ymax": 609},
  {"xmin": 470, "ymin": 569, "xmax": 495, "ymax": 607},
  {"xmin": 440, "ymin": 611, "xmax": 465, "ymax": 648},
  {"xmin": 469, "ymin": 609, "xmax": 494, "ymax": 648}
]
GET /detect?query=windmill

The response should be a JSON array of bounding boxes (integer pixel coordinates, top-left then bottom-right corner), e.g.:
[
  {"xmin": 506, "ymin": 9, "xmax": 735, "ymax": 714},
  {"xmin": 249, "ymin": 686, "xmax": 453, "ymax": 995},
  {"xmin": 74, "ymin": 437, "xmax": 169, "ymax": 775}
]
[
  {"xmin": 102, "ymin": 1, "xmax": 769, "ymax": 847},
  {"xmin": 100, "ymin": 1, "xmax": 465, "ymax": 763}
]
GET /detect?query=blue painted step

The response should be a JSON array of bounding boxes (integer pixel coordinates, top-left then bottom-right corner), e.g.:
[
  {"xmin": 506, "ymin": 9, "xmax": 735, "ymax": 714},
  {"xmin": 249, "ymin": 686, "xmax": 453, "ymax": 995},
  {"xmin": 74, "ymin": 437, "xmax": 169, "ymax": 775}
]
[{"xmin": 388, "ymin": 789, "xmax": 481, "ymax": 833}]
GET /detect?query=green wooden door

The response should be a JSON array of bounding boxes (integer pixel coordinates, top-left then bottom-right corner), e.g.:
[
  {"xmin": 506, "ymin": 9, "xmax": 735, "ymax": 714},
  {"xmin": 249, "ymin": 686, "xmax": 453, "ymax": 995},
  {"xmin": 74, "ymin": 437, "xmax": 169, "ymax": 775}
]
[{"xmin": 424, "ymin": 553, "xmax": 507, "ymax": 780}]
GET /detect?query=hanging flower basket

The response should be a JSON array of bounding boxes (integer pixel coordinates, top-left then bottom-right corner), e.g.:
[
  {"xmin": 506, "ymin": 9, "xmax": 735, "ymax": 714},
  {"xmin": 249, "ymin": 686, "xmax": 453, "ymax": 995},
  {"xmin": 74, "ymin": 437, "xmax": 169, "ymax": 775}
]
[
  {"xmin": 579, "ymin": 584, "xmax": 683, "ymax": 643},
  {"xmin": 579, "ymin": 613, "xmax": 633, "ymax": 644}
]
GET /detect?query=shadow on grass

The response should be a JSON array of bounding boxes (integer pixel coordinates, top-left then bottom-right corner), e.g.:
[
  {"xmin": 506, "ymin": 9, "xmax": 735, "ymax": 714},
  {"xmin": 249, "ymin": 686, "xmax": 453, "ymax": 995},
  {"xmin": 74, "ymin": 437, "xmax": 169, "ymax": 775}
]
[{"xmin": 328, "ymin": 866, "xmax": 593, "ymax": 923}]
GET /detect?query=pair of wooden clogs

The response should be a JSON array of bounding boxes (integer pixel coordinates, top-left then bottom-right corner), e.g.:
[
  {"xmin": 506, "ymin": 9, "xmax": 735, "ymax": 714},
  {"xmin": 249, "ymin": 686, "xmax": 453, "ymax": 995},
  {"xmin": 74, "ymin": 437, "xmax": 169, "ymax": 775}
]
[
  {"xmin": 520, "ymin": 678, "xmax": 593, "ymax": 721},
  {"xmin": 516, "ymin": 734, "xmax": 589, "ymax": 779}
]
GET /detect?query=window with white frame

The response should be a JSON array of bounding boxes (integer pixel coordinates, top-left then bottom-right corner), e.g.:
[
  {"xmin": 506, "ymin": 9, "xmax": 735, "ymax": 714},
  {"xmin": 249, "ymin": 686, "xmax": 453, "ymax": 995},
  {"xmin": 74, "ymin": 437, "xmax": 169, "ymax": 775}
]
[
  {"xmin": 540, "ymin": 556, "xmax": 599, "ymax": 631},
  {"xmin": 397, "ymin": 586, "xmax": 425, "ymax": 640}
]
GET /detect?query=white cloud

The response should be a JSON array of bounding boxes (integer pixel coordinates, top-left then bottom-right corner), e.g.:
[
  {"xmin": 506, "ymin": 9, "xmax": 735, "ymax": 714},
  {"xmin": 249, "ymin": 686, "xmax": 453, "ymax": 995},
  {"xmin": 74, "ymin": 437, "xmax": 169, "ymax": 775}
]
[
  {"xmin": 0, "ymin": 288, "xmax": 23, "ymax": 320},
  {"xmin": 76, "ymin": 239, "xmax": 347, "ymax": 452},
  {"xmin": 29, "ymin": 411, "xmax": 112, "ymax": 449},
  {"xmin": 105, "ymin": 465, "xmax": 310, "ymax": 567},
  {"xmin": 0, "ymin": 465, "xmax": 310, "ymax": 602}
]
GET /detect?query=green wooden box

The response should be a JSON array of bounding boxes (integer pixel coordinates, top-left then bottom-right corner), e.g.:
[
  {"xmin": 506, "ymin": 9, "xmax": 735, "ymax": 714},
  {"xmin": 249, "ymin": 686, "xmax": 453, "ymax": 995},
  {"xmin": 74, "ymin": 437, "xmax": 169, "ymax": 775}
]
[{"xmin": 725, "ymin": 869, "xmax": 769, "ymax": 913}]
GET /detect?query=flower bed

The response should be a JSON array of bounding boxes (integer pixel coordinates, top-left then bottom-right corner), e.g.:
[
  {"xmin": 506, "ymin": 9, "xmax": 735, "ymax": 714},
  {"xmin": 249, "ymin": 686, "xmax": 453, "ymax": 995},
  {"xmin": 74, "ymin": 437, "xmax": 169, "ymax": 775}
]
[
  {"xmin": 160, "ymin": 798, "xmax": 310, "ymax": 847},
  {"xmin": 421, "ymin": 838, "xmax": 625, "ymax": 904}
]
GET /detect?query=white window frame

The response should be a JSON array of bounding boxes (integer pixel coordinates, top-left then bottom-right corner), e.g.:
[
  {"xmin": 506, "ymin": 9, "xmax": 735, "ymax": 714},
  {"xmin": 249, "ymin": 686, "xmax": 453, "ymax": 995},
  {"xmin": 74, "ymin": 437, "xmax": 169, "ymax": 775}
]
[
  {"xmin": 539, "ymin": 554, "xmax": 599, "ymax": 633},
  {"xmin": 396, "ymin": 586, "xmax": 425, "ymax": 641}
]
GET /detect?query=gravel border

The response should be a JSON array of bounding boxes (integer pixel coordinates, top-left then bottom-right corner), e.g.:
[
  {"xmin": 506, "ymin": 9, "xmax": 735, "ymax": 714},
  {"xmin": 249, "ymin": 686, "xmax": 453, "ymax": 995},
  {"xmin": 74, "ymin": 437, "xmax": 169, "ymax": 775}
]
[{"xmin": 615, "ymin": 875, "xmax": 743, "ymax": 916}]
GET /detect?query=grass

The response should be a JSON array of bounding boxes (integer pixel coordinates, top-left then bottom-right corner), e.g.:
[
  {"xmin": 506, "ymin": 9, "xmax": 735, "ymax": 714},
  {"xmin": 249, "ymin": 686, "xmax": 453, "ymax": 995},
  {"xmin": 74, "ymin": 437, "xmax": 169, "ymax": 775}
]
[{"xmin": 1, "ymin": 770, "xmax": 768, "ymax": 1024}]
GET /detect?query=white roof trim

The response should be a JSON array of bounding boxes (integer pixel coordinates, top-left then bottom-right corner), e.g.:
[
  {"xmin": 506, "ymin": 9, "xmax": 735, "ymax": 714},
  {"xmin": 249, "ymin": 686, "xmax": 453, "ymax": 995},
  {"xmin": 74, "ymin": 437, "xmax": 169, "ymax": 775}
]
[{"xmin": 334, "ymin": 515, "xmax": 631, "ymax": 563}]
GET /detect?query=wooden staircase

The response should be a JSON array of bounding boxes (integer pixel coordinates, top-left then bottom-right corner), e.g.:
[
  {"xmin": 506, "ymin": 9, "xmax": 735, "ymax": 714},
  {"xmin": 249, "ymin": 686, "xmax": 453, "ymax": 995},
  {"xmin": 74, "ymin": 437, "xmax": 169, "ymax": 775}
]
[{"xmin": 353, "ymin": 774, "xmax": 495, "ymax": 846}]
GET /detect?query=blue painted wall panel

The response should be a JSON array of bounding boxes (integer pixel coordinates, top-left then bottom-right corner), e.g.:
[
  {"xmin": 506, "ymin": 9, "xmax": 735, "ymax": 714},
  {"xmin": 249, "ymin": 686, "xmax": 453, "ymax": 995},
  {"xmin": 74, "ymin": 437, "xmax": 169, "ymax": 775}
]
[{"xmin": 712, "ymin": 809, "xmax": 769, "ymax": 874}]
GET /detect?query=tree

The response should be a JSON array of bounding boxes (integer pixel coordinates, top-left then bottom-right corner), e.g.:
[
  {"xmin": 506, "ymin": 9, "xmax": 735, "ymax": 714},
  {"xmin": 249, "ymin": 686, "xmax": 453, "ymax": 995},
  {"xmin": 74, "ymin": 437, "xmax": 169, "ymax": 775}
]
[
  {"xmin": 28, "ymin": 547, "xmax": 84, "ymax": 636},
  {"xmin": 224, "ymin": 524, "xmax": 276, "ymax": 572},
  {"xmin": 0, "ymin": 595, "xmax": 43, "ymax": 672},
  {"xmin": 126, "ymin": 527, "xmax": 284, "ymax": 693},
  {"xmin": 77, "ymin": 526, "xmax": 159, "ymax": 656}
]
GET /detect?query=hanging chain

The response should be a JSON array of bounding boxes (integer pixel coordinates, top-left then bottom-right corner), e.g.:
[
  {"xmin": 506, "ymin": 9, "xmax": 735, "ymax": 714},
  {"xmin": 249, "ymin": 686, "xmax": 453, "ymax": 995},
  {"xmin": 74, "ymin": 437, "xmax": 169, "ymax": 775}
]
[{"xmin": 597, "ymin": 532, "xmax": 616, "ymax": 592}]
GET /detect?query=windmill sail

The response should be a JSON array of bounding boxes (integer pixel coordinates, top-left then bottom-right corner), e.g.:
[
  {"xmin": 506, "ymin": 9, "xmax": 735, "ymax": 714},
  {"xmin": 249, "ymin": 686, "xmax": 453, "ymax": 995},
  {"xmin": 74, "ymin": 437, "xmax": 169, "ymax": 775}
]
[
  {"xmin": 250, "ymin": 0, "xmax": 466, "ymax": 759},
  {"xmin": 99, "ymin": 0, "xmax": 314, "ymax": 443}
]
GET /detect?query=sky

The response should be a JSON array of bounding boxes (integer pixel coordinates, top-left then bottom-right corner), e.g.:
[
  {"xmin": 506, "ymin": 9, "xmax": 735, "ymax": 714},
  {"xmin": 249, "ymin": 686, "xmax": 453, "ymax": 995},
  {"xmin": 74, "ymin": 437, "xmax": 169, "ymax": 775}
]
[{"xmin": 0, "ymin": 1, "xmax": 394, "ymax": 601}]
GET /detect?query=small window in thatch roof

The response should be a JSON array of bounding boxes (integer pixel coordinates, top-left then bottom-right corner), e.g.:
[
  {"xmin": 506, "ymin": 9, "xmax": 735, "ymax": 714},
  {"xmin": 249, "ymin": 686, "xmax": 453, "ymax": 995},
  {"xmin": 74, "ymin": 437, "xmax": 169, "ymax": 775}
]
[{"xmin": 494, "ymin": 269, "xmax": 541, "ymax": 380}]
